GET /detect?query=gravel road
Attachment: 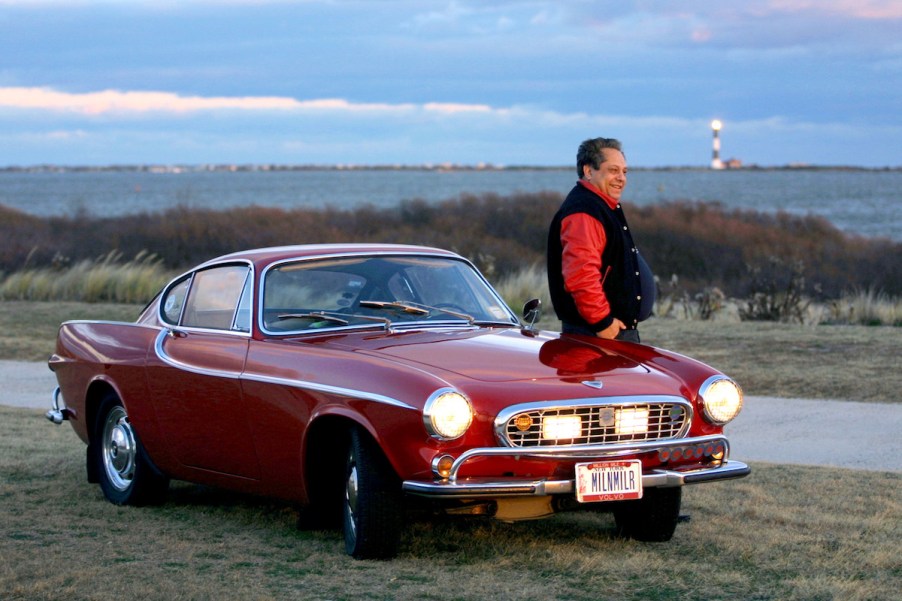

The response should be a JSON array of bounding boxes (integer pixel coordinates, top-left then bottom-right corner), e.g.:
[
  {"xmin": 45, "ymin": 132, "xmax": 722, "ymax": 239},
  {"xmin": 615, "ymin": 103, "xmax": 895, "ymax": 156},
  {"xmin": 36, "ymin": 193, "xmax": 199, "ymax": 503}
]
[{"xmin": 3, "ymin": 360, "xmax": 899, "ymax": 473}]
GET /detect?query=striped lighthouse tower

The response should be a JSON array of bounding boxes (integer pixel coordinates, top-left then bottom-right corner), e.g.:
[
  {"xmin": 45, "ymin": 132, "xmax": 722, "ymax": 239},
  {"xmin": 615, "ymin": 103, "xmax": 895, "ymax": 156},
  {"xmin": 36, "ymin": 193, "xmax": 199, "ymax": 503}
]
[{"xmin": 711, "ymin": 120, "xmax": 724, "ymax": 169}]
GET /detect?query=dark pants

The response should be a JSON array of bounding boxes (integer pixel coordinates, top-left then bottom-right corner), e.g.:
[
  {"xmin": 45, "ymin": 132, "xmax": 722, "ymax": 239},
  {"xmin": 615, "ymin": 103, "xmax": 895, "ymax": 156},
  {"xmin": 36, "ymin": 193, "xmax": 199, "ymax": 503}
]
[{"xmin": 562, "ymin": 322, "xmax": 641, "ymax": 343}]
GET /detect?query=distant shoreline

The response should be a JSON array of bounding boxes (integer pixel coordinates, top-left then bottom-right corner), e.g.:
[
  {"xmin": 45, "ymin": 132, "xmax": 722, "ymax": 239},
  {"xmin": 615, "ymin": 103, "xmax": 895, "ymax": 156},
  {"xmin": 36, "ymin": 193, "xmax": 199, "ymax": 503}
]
[{"xmin": 2, "ymin": 163, "xmax": 900, "ymax": 174}]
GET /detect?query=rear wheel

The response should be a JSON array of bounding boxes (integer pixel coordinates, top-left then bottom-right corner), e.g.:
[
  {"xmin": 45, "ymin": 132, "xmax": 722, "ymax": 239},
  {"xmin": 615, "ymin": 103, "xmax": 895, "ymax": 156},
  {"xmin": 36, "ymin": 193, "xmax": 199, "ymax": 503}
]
[
  {"xmin": 91, "ymin": 392, "xmax": 168, "ymax": 506},
  {"xmin": 613, "ymin": 487, "xmax": 681, "ymax": 542},
  {"xmin": 343, "ymin": 426, "xmax": 403, "ymax": 559}
]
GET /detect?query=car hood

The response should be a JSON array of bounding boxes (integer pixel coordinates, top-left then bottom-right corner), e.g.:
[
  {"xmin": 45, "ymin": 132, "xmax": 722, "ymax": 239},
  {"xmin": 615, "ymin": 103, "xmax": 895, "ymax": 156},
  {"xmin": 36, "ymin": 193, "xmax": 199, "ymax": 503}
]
[{"xmin": 337, "ymin": 327, "xmax": 651, "ymax": 384}]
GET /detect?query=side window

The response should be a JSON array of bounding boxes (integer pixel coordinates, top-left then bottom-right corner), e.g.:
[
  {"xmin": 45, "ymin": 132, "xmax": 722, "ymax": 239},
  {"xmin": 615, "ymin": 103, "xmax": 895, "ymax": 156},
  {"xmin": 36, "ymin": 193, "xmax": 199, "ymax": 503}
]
[
  {"xmin": 161, "ymin": 276, "xmax": 191, "ymax": 325},
  {"xmin": 182, "ymin": 265, "xmax": 251, "ymax": 330}
]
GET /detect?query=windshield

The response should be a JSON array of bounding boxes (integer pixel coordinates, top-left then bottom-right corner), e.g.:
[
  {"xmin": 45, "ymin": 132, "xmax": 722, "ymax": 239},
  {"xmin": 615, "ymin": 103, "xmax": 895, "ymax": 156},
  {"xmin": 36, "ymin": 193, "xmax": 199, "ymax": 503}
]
[{"xmin": 261, "ymin": 255, "xmax": 518, "ymax": 333}]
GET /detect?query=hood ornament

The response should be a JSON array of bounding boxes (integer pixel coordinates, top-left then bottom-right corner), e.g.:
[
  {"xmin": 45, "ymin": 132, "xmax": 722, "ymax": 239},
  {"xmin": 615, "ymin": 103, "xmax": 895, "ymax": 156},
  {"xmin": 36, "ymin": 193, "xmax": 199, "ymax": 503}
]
[{"xmin": 582, "ymin": 380, "xmax": 604, "ymax": 390}]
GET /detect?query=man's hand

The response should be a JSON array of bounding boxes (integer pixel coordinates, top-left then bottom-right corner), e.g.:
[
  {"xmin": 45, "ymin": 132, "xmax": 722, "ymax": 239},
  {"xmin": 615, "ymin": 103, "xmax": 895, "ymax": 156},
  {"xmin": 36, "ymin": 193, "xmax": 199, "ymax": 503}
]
[{"xmin": 596, "ymin": 318, "xmax": 625, "ymax": 340}]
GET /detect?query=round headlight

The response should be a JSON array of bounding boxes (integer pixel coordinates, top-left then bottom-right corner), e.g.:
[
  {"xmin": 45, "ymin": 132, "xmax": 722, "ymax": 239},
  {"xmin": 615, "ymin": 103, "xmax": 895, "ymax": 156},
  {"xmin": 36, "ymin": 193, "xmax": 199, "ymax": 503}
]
[
  {"xmin": 423, "ymin": 389, "xmax": 473, "ymax": 440},
  {"xmin": 699, "ymin": 376, "xmax": 743, "ymax": 425}
]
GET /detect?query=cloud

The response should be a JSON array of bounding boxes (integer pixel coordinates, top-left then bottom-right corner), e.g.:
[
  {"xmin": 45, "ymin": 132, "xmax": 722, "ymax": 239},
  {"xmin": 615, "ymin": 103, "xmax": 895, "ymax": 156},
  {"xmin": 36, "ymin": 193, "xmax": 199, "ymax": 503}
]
[
  {"xmin": 761, "ymin": 0, "xmax": 902, "ymax": 19},
  {"xmin": 0, "ymin": 87, "xmax": 299, "ymax": 114},
  {"xmin": 0, "ymin": 87, "xmax": 498, "ymax": 116}
]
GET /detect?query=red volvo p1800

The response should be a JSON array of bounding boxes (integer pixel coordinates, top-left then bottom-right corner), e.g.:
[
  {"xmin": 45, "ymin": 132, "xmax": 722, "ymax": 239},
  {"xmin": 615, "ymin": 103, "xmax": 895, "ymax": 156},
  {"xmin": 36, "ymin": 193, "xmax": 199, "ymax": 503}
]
[{"xmin": 48, "ymin": 244, "xmax": 749, "ymax": 559}]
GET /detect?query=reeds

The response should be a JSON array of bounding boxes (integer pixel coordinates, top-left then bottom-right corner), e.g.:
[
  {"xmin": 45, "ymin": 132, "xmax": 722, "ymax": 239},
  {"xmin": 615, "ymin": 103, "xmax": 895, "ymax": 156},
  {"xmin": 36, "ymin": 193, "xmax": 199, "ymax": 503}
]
[
  {"xmin": 2, "ymin": 252, "xmax": 898, "ymax": 325},
  {"xmin": 0, "ymin": 251, "xmax": 171, "ymax": 304},
  {"xmin": 492, "ymin": 262, "xmax": 551, "ymax": 318},
  {"xmin": 827, "ymin": 287, "xmax": 902, "ymax": 326}
]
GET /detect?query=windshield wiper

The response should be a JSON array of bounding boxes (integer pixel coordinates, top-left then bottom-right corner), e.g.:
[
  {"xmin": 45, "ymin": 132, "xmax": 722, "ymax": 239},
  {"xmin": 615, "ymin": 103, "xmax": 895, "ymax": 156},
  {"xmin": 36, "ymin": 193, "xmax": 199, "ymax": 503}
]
[
  {"xmin": 358, "ymin": 300, "xmax": 429, "ymax": 315},
  {"xmin": 277, "ymin": 312, "xmax": 349, "ymax": 325},
  {"xmin": 277, "ymin": 311, "xmax": 392, "ymax": 331},
  {"xmin": 359, "ymin": 300, "xmax": 475, "ymax": 324}
]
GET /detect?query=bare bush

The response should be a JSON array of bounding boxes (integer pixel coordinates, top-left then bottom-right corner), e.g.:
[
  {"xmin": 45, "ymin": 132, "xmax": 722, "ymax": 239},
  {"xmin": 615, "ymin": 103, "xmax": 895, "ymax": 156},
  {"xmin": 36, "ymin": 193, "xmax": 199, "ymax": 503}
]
[{"xmin": 739, "ymin": 257, "xmax": 814, "ymax": 323}]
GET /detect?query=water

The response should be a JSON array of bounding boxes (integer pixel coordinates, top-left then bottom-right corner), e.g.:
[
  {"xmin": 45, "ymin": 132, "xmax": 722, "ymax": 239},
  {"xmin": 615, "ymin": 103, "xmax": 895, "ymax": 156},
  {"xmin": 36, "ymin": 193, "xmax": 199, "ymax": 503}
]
[{"xmin": 1, "ymin": 168, "xmax": 900, "ymax": 241}]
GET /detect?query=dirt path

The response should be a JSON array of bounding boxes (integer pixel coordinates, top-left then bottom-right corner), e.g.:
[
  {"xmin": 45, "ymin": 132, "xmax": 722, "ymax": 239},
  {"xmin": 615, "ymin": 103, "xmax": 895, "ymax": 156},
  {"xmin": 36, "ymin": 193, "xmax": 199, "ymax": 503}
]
[{"xmin": 4, "ymin": 360, "xmax": 899, "ymax": 473}]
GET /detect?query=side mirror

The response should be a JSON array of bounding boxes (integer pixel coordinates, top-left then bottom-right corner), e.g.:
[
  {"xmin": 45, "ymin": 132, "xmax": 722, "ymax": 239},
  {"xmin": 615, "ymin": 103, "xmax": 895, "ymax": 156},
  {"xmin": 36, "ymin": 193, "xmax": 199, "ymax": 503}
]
[{"xmin": 521, "ymin": 298, "xmax": 542, "ymax": 333}]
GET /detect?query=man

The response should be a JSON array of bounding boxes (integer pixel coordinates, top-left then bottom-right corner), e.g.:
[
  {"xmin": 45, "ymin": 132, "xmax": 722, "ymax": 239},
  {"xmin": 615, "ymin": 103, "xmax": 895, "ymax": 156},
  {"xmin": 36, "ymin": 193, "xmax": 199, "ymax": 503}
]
[{"xmin": 547, "ymin": 137, "xmax": 648, "ymax": 342}]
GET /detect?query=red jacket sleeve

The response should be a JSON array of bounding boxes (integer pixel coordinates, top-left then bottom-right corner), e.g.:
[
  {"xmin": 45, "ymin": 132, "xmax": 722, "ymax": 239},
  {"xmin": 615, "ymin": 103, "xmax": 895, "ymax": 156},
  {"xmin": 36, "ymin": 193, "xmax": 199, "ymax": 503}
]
[{"xmin": 560, "ymin": 213, "xmax": 613, "ymax": 329}]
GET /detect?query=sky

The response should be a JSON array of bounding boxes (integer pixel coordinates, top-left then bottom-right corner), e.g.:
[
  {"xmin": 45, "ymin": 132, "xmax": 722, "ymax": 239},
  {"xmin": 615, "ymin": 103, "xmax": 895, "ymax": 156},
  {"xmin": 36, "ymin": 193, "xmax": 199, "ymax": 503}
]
[{"xmin": 1, "ymin": 0, "xmax": 900, "ymax": 168}]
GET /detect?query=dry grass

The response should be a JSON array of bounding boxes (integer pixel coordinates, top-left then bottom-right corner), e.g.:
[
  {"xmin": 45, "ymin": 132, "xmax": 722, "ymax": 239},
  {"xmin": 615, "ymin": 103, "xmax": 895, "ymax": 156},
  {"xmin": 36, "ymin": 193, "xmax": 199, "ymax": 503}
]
[
  {"xmin": 0, "ymin": 301, "xmax": 142, "ymax": 362},
  {"xmin": 0, "ymin": 251, "xmax": 172, "ymax": 304},
  {"xmin": 1, "ymin": 406, "xmax": 899, "ymax": 601},
  {"xmin": 494, "ymin": 262, "xmax": 552, "ymax": 318},
  {"xmin": 826, "ymin": 288, "xmax": 902, "ymax": 326},
  {"xmin": 638, "ymin": 319, "xmax": 902, "ymax": 404},
  {"xmin": 2, "ymin": 301, "xmax": 900, "ymax": 598}
]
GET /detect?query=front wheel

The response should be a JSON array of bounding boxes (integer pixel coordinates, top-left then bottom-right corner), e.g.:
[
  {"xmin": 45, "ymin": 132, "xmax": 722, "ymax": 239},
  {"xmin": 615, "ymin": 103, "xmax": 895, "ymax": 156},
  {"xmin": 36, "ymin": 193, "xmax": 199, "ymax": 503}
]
[
  {"xmin": 91, "ymin": 393, "xmax": 168, "ymax": 506},
  {"xmin": 613, "ymin": 487, "xmax": 681, "ymax": 542},
  {"xmin": 343, "ymin": 427, "xmax": 403, "ymax": 559}
]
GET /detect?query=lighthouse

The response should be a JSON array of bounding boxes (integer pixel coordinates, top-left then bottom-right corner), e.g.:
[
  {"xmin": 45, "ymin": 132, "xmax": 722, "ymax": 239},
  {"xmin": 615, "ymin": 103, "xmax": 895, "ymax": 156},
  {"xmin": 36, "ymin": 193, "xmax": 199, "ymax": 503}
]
[{"xmin": 711, "ymin": 119, "xmax": 724, "ymax": 170}]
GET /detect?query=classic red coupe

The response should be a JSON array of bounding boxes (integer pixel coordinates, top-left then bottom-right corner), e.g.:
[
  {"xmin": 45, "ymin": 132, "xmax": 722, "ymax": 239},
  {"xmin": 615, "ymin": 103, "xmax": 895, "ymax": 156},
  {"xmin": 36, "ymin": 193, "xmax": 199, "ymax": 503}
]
[{"xmin": 47, "ymin": 244, "xmax": 749, "ymax": 559}]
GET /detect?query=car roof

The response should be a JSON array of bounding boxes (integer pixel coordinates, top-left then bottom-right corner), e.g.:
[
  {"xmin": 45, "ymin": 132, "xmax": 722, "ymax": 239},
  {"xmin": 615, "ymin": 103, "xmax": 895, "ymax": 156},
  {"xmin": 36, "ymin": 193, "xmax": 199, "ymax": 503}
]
[{"xmin": 199, "ymin": 244, "xmax": 464, "ymax": 269}]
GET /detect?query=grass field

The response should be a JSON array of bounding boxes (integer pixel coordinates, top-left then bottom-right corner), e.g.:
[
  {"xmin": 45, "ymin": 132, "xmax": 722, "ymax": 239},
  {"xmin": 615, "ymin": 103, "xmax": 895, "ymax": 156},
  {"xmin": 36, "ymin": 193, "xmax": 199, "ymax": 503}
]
[
  {"xmin": 1, "ymin": 406, "xmax": 899, "ymax": 601},
  {"xmin": 1, "ymin": 300, "xmax": 901, "ymax": 599}
]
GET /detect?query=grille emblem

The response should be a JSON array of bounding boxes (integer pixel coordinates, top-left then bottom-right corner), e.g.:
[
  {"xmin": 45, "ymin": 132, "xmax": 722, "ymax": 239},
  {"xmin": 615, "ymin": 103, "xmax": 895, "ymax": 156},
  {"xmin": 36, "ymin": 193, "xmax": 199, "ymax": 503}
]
[
  {"xmin": 582, "ymin": 381, "xmax": 604, "ymax": 390},
  {"xmin": 598, "ymin": 407, "xmax": 616, "ymax": 427}
]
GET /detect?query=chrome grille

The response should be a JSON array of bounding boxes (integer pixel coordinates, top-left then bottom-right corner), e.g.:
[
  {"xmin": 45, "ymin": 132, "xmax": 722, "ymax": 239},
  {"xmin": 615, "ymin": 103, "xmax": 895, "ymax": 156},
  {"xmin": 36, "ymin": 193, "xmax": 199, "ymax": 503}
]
[{"xmin": 499, "ymin": 400, "xmax": 690, "ymax": 448}]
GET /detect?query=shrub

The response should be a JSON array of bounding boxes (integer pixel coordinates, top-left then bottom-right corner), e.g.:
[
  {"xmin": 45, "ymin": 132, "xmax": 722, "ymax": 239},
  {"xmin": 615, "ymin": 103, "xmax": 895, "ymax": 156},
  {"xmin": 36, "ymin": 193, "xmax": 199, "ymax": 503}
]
[
  {"xmin": 738, "ymin": 257, "xmax": 813, "ymax": 323},
  {"xmin": 2, "ymin": 194, "xmax": 900, "ymax": 302}
]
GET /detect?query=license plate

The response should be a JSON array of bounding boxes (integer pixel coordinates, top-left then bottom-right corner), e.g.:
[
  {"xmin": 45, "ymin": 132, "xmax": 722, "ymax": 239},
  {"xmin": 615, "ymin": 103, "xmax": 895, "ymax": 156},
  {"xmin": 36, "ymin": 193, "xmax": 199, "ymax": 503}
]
[{"xmin": 575, "ymin": 460, "xmax": 643, "ymax": 503}]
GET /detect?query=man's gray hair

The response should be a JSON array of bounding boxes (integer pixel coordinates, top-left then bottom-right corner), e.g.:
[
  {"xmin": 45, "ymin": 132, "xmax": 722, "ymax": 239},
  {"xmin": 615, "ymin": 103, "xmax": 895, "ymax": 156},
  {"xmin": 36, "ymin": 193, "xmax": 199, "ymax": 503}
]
[{"xmin": 576, "ymin": 137, "xmax": 623, "ymax": 178}]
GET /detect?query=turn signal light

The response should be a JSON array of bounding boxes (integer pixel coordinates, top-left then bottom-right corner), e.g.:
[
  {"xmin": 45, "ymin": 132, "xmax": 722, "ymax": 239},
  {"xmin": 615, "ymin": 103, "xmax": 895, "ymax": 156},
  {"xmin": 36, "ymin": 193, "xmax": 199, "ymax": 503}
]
[
  {"xmin": 432, "ymin": 454, "xmax": 455, "ymax": 480},
  {"xmin": 659, "ymin": 442, "xmax": 726, "ymax": 464}
]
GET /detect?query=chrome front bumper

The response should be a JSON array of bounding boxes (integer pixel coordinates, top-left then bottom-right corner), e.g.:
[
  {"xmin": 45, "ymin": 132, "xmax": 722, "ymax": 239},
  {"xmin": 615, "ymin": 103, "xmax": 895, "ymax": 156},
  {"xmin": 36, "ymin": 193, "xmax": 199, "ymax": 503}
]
[
  {"xmin": 403, "ymin": 434, "xmax": 751, "ymax": 500},
  {"xmin": 403, "ymin": 460, "xmax": 750, "ymax": 499}
]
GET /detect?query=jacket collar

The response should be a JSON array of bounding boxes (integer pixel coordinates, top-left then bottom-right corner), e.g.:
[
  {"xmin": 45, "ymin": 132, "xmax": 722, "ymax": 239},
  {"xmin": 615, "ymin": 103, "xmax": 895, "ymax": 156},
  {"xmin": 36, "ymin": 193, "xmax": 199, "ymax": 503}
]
[{"xmin": 578, "ymin": 179, "xmax": 620, "ymax": 210}]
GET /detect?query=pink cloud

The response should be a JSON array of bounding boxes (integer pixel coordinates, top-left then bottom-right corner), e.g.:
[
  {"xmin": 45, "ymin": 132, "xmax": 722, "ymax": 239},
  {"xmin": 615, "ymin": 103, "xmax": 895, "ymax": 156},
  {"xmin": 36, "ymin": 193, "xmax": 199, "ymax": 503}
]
[{"xmin": 0, "ymin": 87, "xmax": 498, "ymax": 117}]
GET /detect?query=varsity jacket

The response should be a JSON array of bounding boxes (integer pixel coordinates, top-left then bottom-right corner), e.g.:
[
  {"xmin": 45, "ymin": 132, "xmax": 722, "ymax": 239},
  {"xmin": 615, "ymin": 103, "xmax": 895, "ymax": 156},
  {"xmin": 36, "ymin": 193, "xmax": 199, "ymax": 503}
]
[{"xmin": 547, "ymin": 181, "xmax": 644, "ymax": 333}]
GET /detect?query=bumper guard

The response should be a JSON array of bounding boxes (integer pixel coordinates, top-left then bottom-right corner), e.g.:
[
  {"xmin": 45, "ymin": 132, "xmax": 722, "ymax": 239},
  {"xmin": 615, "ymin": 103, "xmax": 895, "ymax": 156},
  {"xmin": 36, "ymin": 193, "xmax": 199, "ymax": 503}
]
[{"xmin": 46, "ymin": 387, "xmax": 69, "ymax": 425}]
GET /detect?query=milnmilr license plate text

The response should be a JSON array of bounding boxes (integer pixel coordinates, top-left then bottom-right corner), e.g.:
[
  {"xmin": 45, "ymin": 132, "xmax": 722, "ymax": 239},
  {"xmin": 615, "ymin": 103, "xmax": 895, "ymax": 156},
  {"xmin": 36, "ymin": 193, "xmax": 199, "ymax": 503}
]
[{"xmin": 575, "ymin": 460, "xmax": 643, "ymax": 503}]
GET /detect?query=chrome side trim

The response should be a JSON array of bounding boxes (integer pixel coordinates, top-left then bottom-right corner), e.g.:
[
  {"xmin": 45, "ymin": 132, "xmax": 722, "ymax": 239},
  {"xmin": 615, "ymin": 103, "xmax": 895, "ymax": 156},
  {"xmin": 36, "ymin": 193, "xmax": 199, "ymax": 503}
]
[
  {"xmin": 152, "ymin": 329, "xmax": 414, "ymax": 410},
  {"xmin": 154, "ymin": 328, "xmax": 243, "ymax": 380},
  {"xmin": 402, "ymin": 460, "xmax": 751, "ymax": 499},
  {"xmin": 243, "ymin": 372, "xmax": 416, "ymax": 410},
  {"xmin": 58, "ymin": 319, "xmax": 147, "ymax": 327}
]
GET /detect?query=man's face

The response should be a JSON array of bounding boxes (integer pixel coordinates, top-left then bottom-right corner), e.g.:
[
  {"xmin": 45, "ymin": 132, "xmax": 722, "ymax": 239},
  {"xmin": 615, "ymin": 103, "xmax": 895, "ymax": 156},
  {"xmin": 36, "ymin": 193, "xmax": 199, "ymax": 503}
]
[{"xmin": 584, "ymin": 149, "xmax": 627, "ymax": 201}]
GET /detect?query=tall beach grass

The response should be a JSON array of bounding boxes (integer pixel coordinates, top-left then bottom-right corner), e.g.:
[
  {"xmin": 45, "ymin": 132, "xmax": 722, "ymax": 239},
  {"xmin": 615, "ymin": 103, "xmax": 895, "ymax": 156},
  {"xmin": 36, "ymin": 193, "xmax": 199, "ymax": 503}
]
[
  {"xmin": 3, "ymin": 253, "xmax": 897, "ymax": 326},
  {"xmin": 0, "ymin": 251, "xmax": 172, "ymax": 304}
]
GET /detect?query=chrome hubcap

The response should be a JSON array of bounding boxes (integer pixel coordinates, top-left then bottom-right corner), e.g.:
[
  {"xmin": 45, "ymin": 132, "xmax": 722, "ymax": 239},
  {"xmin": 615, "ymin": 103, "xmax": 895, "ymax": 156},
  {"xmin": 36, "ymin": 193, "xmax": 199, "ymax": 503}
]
[{"xmin": 102, "ymin": 406, "xmax": 136, "ymax": 492}]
